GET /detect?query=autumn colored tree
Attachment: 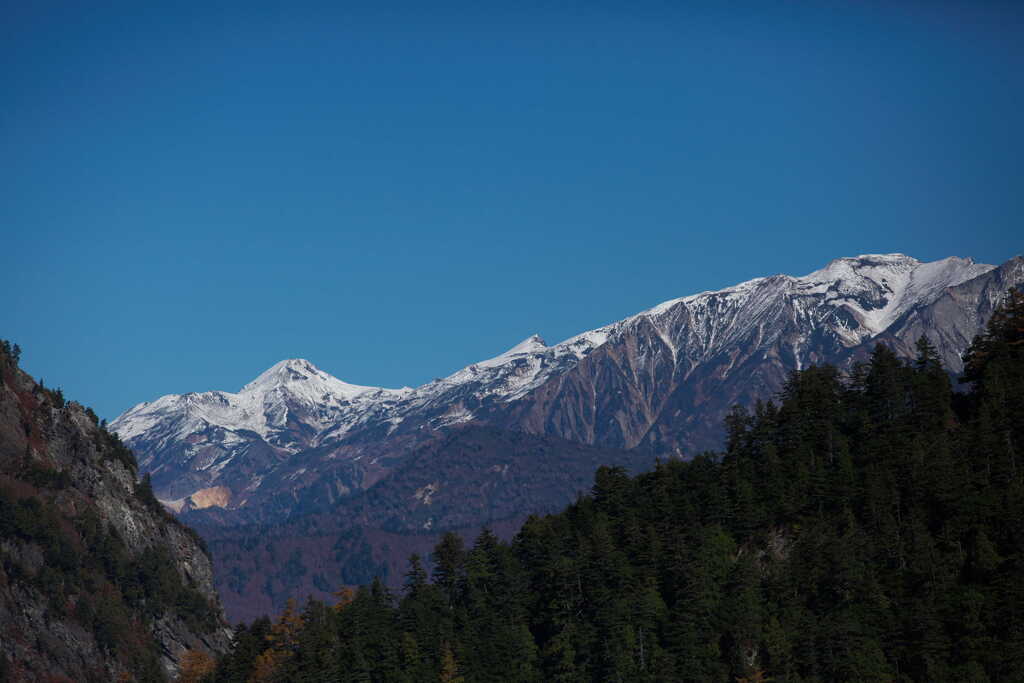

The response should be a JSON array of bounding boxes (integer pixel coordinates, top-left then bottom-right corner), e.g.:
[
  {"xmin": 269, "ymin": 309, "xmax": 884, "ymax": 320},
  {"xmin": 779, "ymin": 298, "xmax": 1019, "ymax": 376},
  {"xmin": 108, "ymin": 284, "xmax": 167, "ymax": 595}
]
[
  {"xmin": 176, "ymin": 649, "xmax": 215, "ymax": 683},
  {"xmin": 438, "ymin": 642, "xmax": 464, "ymax": 683}
]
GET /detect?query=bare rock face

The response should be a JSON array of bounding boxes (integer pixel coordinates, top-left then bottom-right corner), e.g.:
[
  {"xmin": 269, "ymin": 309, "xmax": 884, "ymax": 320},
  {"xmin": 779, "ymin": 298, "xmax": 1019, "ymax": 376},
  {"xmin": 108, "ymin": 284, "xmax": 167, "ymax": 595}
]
[{"xmin": 0, "ymin": 346, "xmax": 231, "ymax": 681}]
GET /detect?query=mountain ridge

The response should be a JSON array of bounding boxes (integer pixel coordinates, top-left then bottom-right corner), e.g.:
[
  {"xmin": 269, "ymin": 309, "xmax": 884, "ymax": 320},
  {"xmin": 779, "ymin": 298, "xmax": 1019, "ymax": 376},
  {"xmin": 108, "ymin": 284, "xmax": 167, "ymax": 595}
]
[
  {"xmin": 111, "ymin": 253, "xmax": 1021, "ymax": 523},
  {"xmin": 116, "ymin": 253, "xmax": 995, "ymax": 440}
]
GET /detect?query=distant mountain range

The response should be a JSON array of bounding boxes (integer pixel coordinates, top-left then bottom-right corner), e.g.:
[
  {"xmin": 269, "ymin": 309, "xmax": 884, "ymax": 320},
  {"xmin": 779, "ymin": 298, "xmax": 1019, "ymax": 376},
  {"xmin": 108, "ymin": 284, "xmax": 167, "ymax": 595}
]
[
  {"xmin": 113, "ymin": 253, "xmax": 1022, "ymax": 520},
  {"xmin": 111, "ymin": 252, "xmax": 1024, "ymax": 620}
]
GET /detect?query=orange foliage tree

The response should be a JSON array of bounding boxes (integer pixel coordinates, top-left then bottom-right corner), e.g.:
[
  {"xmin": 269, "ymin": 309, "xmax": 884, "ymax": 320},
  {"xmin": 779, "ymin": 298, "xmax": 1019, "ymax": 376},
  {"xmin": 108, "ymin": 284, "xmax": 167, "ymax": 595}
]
[{"xmin": 176, "ymin": 649, "xmax": 215, "ymax": 683}]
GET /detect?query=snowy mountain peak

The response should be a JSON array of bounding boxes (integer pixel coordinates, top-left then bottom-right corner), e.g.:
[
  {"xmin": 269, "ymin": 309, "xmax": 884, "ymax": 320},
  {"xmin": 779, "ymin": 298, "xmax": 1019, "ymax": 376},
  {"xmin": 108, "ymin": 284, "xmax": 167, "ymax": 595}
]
[
  {"xmin": 804, "ymin": 253, "xmax": 918, "ymax": 285},
  {"xmin": 506, "ymin": 334, "xmax": 548, "ymax": 355},
  {"xmin": 470, "ymin": 335, "xmax": 546, "ymax": 370},
  {"xmin": 628, "ymin": 254, "xmax": 995, "ymax": 355},
  {"xmin": 796, "ymin": 254, "xmax": 993, "ymax": 337},
  {"xmin": 243, "ymin": 358, "xmax": 319, "ymax": 390},
  {"xmin": 242, "ymin": 358, "xmax": 383, "ymax": 401},
  {"xmin": 110, "ymin": 358, "xmax": 394, "ymax": 447},
  {"xmin": 833, "ymin": 252, "xmax": 918, "ymax": 265}
]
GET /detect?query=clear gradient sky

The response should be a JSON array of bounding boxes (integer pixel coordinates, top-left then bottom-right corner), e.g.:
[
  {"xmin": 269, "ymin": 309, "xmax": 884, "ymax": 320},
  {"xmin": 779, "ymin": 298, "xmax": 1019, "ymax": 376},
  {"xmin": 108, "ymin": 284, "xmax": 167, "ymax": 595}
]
[{"xmin": 2, "ymin": 1, "xmax": 1021, "ymax": 420}]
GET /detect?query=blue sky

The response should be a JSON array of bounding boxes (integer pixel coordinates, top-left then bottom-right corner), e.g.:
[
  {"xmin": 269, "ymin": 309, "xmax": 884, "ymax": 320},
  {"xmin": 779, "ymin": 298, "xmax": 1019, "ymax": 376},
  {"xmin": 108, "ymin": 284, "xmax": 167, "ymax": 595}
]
[{"xmin": 3, "ymin": 1, "xmax": 1021, "ymax": 420}]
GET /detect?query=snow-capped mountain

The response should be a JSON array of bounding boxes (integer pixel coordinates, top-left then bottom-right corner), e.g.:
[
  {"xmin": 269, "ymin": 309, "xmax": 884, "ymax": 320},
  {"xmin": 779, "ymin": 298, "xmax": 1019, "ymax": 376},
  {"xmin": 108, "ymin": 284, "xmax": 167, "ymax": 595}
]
[
  {"xmin": 115, "ymin": 358, "xmax": 409, "ymax": 460},
  {"xmin": 112, "ymin": 253, "xmax": 1023, "ymax": 520},
  {"xmin": 113, "ymin": 329, "xmax": 615, "ymax": 508}
]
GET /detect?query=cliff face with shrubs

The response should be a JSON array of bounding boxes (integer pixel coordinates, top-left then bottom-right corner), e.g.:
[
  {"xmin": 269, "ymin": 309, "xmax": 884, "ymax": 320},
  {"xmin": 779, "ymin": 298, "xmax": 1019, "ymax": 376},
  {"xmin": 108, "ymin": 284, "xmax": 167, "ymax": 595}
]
[{"xmin": 0, "ymin": 341, "xmax": 231, "ymax": 682}]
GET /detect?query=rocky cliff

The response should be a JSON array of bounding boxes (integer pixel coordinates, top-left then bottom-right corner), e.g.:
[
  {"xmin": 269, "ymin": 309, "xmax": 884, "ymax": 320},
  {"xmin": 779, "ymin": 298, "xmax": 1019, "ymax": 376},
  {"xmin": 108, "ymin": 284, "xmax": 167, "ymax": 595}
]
[{"xmin": 0, "ymin": 342, "xmax": 231, "ymax": 681}]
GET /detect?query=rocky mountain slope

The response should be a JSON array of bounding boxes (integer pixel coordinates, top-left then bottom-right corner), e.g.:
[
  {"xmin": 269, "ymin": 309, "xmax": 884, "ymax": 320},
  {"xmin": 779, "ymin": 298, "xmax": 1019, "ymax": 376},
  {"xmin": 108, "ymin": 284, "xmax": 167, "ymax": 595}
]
[
  {"xmin": 113, "ymin": 253, "xmax": 1023, "ymax": 526},
  {"xmin": 0, "ymin": 341, "xmax": 231, "ymax": 681},
  {"xmin": 496, "ymin": 253, "xmax": 1023, "ymax": 455}
]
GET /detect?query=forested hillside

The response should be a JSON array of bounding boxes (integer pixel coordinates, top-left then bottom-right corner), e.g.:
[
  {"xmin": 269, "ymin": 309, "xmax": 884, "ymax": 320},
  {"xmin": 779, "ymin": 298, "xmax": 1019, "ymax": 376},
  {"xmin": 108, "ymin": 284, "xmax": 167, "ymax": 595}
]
[{"xmin": 210, "ymin": 290, "xmax": 1023, "ymax": 682}]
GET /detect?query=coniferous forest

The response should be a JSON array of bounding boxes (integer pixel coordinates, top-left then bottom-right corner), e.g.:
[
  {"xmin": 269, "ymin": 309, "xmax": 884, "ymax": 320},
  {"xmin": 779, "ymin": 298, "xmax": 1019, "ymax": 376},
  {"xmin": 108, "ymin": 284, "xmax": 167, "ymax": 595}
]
[{"xmin": 198, "ymin": 291, "xmax": 1024, "ymax": 682}]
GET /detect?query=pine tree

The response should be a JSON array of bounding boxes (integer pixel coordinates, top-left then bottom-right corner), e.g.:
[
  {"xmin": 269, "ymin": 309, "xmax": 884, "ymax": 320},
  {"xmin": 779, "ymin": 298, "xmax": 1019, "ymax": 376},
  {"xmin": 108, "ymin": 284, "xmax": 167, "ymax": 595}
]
[{"xmin": 433, "ymin": 532, "xmax": 466, "ymax": 609}]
